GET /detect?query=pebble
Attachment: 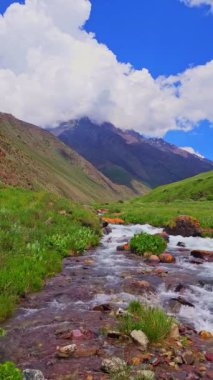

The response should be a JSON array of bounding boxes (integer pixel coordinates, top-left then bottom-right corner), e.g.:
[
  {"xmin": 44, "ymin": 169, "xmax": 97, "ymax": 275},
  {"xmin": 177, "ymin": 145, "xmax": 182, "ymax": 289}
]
[
  {"xmin": 182, "ymin": 350, "xmax": 195, "ymax": 365},
  {"xmin": 135, "ymin": 370, "xmax": 155, "ymax": 380},
  {"xmin": 101, "ymin": 357, "xmax": 127, "ymax": 373},
  {"xmin": 56, "ymin": 344, "xmax": 77, "ymax": 358},
  {"xmin": 130, "ymin": 330, "xmax": 149, "ymax": 351},
  {"xmin": 23, "ymin": 370, "xmax": 45, "ymax": 380}
]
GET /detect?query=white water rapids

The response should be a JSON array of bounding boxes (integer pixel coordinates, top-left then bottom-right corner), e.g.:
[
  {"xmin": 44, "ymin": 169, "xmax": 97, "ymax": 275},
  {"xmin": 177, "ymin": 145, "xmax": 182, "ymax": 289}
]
[{"xmin": 94, "ymin": 224, "xmax": 213, "ymax": 333}]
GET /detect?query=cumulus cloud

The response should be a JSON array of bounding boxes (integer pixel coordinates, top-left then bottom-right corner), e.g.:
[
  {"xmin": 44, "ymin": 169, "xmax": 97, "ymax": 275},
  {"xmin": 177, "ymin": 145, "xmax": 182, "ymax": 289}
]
[
  {"xmin": 180, "ymin": 146, "xmax": 204, "ymax": 158},
  {"xmin": 181, "ymin": 0, "xmax": 213, "ymax": 10},
  {"xmin": 0, "ymin": 0, "xmax": 212, "ymax": 136}
]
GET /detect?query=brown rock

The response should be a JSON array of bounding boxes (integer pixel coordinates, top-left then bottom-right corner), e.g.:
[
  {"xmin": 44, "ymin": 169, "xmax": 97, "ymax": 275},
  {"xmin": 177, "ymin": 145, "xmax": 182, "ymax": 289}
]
[
  {"xmin": 159, "ymin": 253, "xmax": 175, "ymax": 263},
  {"xmin": 56, "ymin": 344, "xmax": 77, "ymax": 358},
  {"xmin": 155, "ymin": 232, "xmax": 169, "ymax": 242},
  {"xmin": 75, "ymin": 347, "xmax": 99, "ymax": 357},
  {"xmin": 199, "ymin": 330, "xmax": 213, "ymax": 339},
  {"xmin": 165, "ymin": 215, "xmax": 201, "ymax": 237},
  {"xmin": 191, "ymin": 250, "xmax": 213, "ymax": 262},
  {"xmin": 182, "ymin": 350, "xmax": 195, "ymax": 365},
  {"xmin": 93, "ymin": 304, "xmax": 112, "ymax": 312},
  {"xmin": 134, "ymin": 280, "xmax": 151, "ymax": 289},
  {"xmin": 148, "ymin": 255, "xmax": 160, "ymax": 264}
]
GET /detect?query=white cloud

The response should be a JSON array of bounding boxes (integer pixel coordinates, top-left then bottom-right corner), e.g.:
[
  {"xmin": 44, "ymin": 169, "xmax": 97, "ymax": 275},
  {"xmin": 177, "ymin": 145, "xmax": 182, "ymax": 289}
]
[
  {"xmin": 180, "ymin": 146, "xmax": 204, "ymax": 158},
  {"xmin": 0, "ymin": 0, "xmax": 212, "ymax": 136},
  {"xmin": 181, "ymin": 0, "xmax": 213, "ymax": 10}
]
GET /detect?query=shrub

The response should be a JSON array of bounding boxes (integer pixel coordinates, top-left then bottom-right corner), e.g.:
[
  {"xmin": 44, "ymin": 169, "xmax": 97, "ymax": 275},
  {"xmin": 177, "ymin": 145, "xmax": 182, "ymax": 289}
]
[
  {"xmin": 130, "ymin": 233, "xmax": 166, "ymax": 256},
  {"xmin": 118, "ymin": 301, "xmax": 173, "ymax": 343},
  {"xmin": 0, "ymin": 362, "xmax": 22, "ymax": 380}
]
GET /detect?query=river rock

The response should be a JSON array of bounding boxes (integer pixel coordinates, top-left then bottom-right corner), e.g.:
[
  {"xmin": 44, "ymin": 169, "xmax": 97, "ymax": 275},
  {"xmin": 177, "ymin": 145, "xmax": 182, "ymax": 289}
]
[
  {"xmin": 101, "ymin": 357, "xmax": 127, "ymax": 373},
  {"xmin": 134, "ymin": 280, "xmax": 151, "ymax": 289},
  {"xmin": 93, "ymin": 303, "xmax": 112, "ymax": 312},
  {"xmin": 169, "ymin": 323, "xmax": 180, "ymax": 340},
  {"xmin": 135, "ymin": 370, "xmax": 155, "ymax": 380},
  {"xmin": 199, "ymin": 330, "xmax": 213, "ymax": 339},
  {"xmin": 75, "ymin": 347, "xmax": 99, "ymax": 357},
  {"xmin": 148, "ymin": 255, "xmax": 160, "ymax": 264},
  {"xmin": 182, "ymin": 350, "xmax": 195, "ymax": 365},
  {"xmin": 159, "ymin": 253, "xmax": 175, "ymax": 263},
  {"xmin": 154, "ymin": 232, "xmax": 169, "ymax": 242},
  {"xmin": 205, "ymin": 352, "xmax": 213, "ymax": 362},
  {"xmin": 102, "ymin": 217, "xmax": 125, "ymax": 225},
  {"xmin": 169, "ymin": 297, "xmax": 194, "ymax": 313},
  {"xmin": 164, "ymin": 216, "xmax": 202, "ymax": 237},
  {"xmin": 130, "ymin": 330, "xmax": 149, "ymax": 350},
  {"xmin": 177, "ymin": 242, "xmax": 186, "ymax": 247},
  {"xmin": 116, "ymin": 243, "xmax": 129, "ymax": 252},
  {"xmin": 23, "ymin": 370, "xmax": 45, "ymax": 380},
  {"xmin": 56, "ymin": 344, "xmax": 77, "ymax": 358},
  {"xmin": 107, "ymin": 331, "xmax": 122, "ymax": 339},
  {"xmin": 191, "ymin": 250, "xmax": 213, "ymax": 262},
  {"xmin": 103, "ymin": 226, "xmax": 112, "ymax": 235}
]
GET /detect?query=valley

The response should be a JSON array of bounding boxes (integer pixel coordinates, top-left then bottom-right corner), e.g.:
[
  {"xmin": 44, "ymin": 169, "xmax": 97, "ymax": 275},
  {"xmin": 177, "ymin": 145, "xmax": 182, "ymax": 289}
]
[{"xmin": 0, "ymin": 117, "xmax": 213, "ymax": 380}]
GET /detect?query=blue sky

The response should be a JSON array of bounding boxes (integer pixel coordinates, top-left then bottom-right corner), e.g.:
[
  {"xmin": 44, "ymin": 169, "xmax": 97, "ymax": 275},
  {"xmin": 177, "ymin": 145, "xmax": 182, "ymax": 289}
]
[
  {"xmin": 86, "ymin": 0, "xmax": 213, "ymax": 159},
  {"xmin": 0, "ymin": 0, "xmax": 213, "ymax": 159}
]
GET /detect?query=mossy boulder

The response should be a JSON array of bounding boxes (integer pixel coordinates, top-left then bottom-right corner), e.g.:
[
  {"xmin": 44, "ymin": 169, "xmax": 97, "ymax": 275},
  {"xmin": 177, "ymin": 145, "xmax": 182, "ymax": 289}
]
[{"xmin": 165, "ymin": 215, "xmax": 201, "ymax": 237}]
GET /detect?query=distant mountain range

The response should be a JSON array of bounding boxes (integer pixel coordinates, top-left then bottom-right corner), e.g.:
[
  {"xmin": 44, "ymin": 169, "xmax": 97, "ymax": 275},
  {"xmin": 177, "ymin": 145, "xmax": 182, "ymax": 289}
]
[
  {"xmin": 50, "ymin": 118, "xmax": 213, "ymax": 192},
  {"xmin": 0, "ymin": 113, "xmax": 139, "ymax": 202}
]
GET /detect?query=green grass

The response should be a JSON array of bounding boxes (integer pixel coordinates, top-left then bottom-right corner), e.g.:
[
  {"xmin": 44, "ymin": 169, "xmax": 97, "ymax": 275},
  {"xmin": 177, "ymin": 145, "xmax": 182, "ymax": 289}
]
[
  {"xmin": 130, "ymin": 233, "xmax": 166, "ymax": 256},
  {"xmin": 141, "ymin": 171, "xmax": 213, "ymax": 202},
  {"xmin": 0, "ymin": 186, "xmax": 100, "ymax": 322},
  {"xmin": 100, "ymin": 171, "xmax": 213, "ymax": 232},
  {"xmin": 0, "ymin": 362, "xmax": 22, "ymax": 380},
  {"xmin": 103, "ymin": 200, "xmax": 213, "ymax": 230},
  {"xmin": 118, "ymin": 301, "xmax": 173, "ymax": 343}
]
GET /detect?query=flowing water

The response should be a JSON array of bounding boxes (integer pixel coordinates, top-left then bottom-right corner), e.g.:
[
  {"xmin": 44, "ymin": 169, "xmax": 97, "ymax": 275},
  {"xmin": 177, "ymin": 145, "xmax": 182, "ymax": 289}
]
[{"xmin": 0, "ymin": 223, "xmax": 213, "ymax": 379}]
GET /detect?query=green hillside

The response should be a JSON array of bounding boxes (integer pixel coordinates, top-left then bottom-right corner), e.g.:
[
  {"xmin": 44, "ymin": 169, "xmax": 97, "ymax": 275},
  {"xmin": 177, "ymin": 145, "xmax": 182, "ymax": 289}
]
[
  {"xmin": 0, "ymin": 113, "xmax": 134, "ymax": 203},
  {"xmin": 0, "ymin": 186, "xmax": 100, "ymax": 321},
  {"xmin": 104, "ymin": 171, "xmax": 213, "ymax": 230},
  {"xmin": 141, "ymin": 171, "xmax": 213, "ymax": 202}
]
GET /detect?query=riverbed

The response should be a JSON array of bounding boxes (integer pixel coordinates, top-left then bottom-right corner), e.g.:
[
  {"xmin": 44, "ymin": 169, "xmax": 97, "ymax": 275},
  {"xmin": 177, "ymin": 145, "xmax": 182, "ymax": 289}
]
[{"xmin": 0, "ymin": 223, "xmax": 213, "ymax": 379}]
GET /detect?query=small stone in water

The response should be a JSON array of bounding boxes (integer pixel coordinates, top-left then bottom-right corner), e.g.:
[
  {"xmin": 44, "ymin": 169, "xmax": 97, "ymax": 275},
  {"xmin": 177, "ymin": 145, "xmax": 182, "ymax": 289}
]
[
  {"xmin": 56, "ymin": 344, "xmax": 77, "ymax": 358},
  {"xmin": 101, "ymin": 357, "xmax": 127, "ymax": 373},
  {"xmin": 23, "ymin": 369, "xmax": 45, "ymax": 380},
  {"xmin": 199, "ymin": 330, "xmax": 213, "ymax": 339}
]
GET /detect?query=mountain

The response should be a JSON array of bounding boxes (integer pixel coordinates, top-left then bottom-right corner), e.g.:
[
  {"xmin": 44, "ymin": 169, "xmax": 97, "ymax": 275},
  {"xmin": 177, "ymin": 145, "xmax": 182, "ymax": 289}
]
[
  {"xmin": 50, "ymin": 118, "xmax": 213, "ymax": 190},
  {"xmin": 0, "ymin": 113, "xmax": 139, "ymax": 202},
  {"xmin": 141, "ymin": 170, "xmax": 213, "ymax": 202}
]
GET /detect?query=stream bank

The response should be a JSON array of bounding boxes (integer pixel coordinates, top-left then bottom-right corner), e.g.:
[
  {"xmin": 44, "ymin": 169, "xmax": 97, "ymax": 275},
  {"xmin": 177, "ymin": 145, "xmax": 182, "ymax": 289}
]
[{"xmin": 0, "ymin": 224, "xmax": 213, "ymax": 379}]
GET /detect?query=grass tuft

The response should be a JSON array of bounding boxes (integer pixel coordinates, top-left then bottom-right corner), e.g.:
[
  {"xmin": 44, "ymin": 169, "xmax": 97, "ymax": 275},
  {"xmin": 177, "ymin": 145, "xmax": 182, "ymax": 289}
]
[
  {"xmin": 118, "ymin": 301, "xmax": 173, "ymax": 343},
  {"xmin": 0, "ymin": 362, "xmax": 22, "ymax": 380}
]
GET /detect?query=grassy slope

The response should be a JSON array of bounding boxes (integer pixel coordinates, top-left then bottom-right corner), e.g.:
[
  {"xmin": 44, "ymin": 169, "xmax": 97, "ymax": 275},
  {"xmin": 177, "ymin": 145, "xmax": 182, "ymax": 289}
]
[
  {"xmin": 104, "ymin": 171, "xmax": 213, "ymax": 230},
  {"xmin": 0, "ymin": 185, "xmax": 101, "ymax": 322},
  {"xmin": 0, "ymin": 113, "xmax": 134, "ymax": 203},
  {"xmin": 141, "ymin": 171, "xmax": 213, "ymax": 202}
]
